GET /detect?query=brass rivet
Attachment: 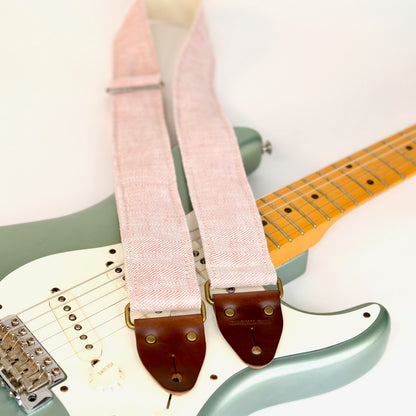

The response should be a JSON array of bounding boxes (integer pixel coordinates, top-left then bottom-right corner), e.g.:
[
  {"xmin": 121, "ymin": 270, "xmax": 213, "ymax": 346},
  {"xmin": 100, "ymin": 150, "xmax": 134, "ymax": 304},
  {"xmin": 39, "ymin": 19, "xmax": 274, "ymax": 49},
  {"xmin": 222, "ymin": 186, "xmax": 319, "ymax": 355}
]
[
  {"xmin": 186, "ymin": 331, "xmax": 197, "ymax": 342},
  {"xmin": 145, "ymin": 335, "xmax": 156, "ymax": 344},
  {"xmin": 263, "ymin": 306, "xmax": 274, "ymax": 316},
  {"xmin": 225, "ymin": 308, "xmax": 235, "ymax": 317}
]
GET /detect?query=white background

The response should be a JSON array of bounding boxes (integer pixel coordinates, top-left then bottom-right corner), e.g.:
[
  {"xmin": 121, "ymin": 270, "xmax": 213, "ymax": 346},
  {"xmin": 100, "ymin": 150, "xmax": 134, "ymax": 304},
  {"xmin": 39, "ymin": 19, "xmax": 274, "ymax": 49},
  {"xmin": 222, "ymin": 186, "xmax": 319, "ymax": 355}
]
[{"xmin": 1, "ymin": 1, "xmax": 416, "ymax": 415}]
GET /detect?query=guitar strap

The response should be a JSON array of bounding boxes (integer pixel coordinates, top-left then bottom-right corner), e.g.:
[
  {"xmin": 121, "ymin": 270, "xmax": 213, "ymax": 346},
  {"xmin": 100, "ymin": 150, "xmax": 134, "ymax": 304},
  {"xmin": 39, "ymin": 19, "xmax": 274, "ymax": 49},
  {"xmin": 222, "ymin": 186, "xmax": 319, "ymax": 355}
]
[{"xmin": 109, "ymin": 0, "xmax": 283, "ymax": 392}]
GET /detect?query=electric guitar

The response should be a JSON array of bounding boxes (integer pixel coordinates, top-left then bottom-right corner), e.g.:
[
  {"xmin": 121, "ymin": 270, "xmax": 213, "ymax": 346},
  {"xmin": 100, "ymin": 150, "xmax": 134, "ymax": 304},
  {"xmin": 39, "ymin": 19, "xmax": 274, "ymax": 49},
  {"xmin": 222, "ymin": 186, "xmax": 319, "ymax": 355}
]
[{"xmin": 1, "ymin": 124, "xmax": 414, "ymax": 415}]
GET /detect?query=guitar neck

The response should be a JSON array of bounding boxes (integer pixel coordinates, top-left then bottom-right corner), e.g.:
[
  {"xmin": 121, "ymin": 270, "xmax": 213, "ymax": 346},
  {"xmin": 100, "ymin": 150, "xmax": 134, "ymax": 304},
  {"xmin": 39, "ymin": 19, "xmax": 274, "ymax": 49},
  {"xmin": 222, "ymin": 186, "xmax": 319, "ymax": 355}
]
[{"xmin": 259, "ymin": 124, "xmax": 416, "ymax": 268}]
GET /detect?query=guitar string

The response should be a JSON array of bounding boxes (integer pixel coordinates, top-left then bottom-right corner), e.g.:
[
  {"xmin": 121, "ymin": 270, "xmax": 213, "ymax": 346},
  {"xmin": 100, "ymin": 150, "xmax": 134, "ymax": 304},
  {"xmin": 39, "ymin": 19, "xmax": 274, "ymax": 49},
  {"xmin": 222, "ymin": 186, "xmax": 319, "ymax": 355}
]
[
  {"xmin": 257, "ymin": 146, "xmax": 415, "ymax": 233},
  {"xmin": 42, "ymin": 294, "xmax": 128, "ymax": 355},
  {"xmin": 7, "ymin": 133, "xmax": 416, "ymax": 363},
  {"xmin": 13, "ymin": 137, "xmax": 412, "ymax": 344},
  {"xmin": 257, "ymin": 138, "xmax": 416, "ymax": 218},
  {"xmin": 16, "ymin": 261, "xmax": 125, "ymax": 317},
  {"xmin": 10, "ymin": 137, "xmax": 416, "ymax": 328},
  {"xmin": 5, "ymin": 131, "xmax": 415, "ymax": 341},
  {"xmin": 256, "ymin": 132, "xmax": 416, "ymax": 213},
  {"xmin": 256, "ymin": 128, "xmax": 416, "ymax": 211},
  {"xmin": 12, "ymin": 144, "xmax": 415, "ymax": 328},
  {"xmin": 257, "ymin": 152, "xmax": 415, "ymax": 244},
  {"xmin": 256, "ymin": 126, "xmax": 416, "ymax": 210},
  {"xmin": 30, "ymin": 277, "xmax": 126, "ymax": 337}
]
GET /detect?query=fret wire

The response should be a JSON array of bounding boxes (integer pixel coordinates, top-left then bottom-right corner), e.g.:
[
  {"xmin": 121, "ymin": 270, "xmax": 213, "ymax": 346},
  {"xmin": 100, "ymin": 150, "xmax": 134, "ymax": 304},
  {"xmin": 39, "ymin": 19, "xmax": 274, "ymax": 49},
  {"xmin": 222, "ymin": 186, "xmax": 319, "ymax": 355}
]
[
  {"xmin": 287, "ymin": 185, "xmax": 331, "ymax": 221},
  {"xmin": 399, "ymin": 130, "xmax": 416, "ymax": 144},
  {"xmin": 261, "ymin": 195, "xmax": 348, "ymax": 238},
  {"xmin": 274, "ymin": 191, "xmax": 317, "ymax": 228},
  {"xmin": 256, "ymin": 128, "xmax": 415, "ymax": 211},
  {"xmin": 301, "ymin": 178, "xmax": 344, "ymax": 213},
  {"xmin": 260, "ymin": 151, "xmax": 413, "ymax": 219},
  {"xmin": 331, "ymin": 164, "xmax": 373, "ymax": 196},
  {"xmin": 382, "ymin": 140, "xmax": 416, "ymax": 167},
  {"xmin": 363, "ymin": 148, "xmax": 405, "ymax": 179},
  {"xmin": 259, "ymin": 201, "xmax": 293, "ymax": 242},
  {"xmin": 315, "ymin": 171, "xmax": 358, "ymax": 204},
  {"xmin": 260, "ymin": 198, "xmax": 305, "ymax": 235},
  {"xmin": 347, "ymin": 156, "xmax": 389, "ymax": 188},
  {"xmin": 265, "ymin": 231, "xmax": 280, "ymax": 248}
]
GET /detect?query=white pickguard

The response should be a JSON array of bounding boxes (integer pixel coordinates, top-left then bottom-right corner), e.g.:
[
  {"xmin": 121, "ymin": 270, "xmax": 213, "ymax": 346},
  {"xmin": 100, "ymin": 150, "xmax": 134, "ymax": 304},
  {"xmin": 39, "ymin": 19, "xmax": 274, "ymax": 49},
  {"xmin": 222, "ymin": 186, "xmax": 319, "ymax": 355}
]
[{"xmin": 0, "ymin": 244, "xmax": 380, "ymax": 416}]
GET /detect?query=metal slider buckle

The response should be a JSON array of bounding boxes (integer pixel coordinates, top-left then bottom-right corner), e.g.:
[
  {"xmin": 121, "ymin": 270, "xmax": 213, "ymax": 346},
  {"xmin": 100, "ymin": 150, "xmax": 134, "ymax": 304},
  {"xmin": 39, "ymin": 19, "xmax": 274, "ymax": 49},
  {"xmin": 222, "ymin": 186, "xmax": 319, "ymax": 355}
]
[
  {"xmin": 124, "ymin": 301, "xmax": 206, "ymax": 330},
  {"xmin": 106, "ymin": 81, "xmax": 164, "ymax": 95}
]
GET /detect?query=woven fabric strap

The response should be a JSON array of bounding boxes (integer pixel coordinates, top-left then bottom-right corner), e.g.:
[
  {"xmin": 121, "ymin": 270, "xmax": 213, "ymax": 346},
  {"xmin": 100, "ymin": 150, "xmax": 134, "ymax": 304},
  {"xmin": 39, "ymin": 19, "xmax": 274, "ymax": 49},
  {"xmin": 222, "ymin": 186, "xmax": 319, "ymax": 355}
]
[
  {"xmin": 111, "ymin": 0, "xmax": 276, "ymax": 314},
  {"xmin": 110, "ymin": 0, "xmax": 200, "ymax": 313}
]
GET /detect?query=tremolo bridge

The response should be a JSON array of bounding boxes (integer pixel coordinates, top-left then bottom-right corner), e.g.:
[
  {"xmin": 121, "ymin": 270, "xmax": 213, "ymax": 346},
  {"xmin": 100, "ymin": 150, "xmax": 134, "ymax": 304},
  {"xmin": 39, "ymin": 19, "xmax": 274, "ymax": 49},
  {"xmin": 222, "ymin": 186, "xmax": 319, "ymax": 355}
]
[{"xmin": 0, "ymin": 315, "xmax": 66, "ymax": 413}]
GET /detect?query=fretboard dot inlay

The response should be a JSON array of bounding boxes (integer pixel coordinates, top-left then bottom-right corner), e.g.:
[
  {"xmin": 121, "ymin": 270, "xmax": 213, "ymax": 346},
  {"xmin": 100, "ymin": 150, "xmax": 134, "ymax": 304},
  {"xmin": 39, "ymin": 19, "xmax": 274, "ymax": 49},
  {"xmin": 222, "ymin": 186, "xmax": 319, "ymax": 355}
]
[
  {"xmin": 262, "ymin": 220, "xmax": 268, "ymax": 226},
  {"xmin": 284, "ymin": 207, "xmax": 292, "ymax": 214},
  {"xmin": 406, "ymin": 145, "xmax": 413, "ymax": 151},
  {"xmin": 345, "ymin": 164, "xmax": 353, "ymax": 169},
  {"xmin": 367, "ymin": 179, "xmax": 375, "ymax": 185},
  {"xmin": 311, "ymin": 194, "xmax": 319, "ymax": 199}
]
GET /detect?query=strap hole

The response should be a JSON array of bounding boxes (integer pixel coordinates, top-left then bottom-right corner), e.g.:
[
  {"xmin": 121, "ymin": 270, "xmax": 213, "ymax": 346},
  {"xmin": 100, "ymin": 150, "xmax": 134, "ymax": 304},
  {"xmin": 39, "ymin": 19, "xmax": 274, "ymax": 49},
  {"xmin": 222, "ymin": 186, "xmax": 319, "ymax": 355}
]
[
  {"xmin": 251, "ymin": 346, "xmax": 262, "ymax": 355},
  {"xmin": 171, "ymin": 373, "xmax": 183, "ymax": 383}
]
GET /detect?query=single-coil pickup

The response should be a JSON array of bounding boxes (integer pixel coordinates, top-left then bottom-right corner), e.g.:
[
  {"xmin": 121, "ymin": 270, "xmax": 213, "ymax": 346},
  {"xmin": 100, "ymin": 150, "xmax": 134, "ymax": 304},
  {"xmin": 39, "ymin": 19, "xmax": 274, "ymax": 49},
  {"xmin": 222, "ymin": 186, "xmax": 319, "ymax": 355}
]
[{"xmin": 49, "ymin": 292, "xmax": 102, "ymax": 362}]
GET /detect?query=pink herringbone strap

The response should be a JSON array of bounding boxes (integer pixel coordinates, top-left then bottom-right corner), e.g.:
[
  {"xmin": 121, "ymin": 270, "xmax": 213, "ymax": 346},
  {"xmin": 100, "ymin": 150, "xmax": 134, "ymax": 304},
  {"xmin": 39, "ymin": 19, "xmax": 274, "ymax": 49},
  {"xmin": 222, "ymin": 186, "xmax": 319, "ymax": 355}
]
[
  {"xmin": 174, "ymin": 9, "xmax": 277, "ymax": 289},
  {"xmin": 111, "ymin": 0, "xmax": 276, "ymax": 315},
  {"xmin": 111, "ymin": 1, "xmax": 200, "ymax": 313}
]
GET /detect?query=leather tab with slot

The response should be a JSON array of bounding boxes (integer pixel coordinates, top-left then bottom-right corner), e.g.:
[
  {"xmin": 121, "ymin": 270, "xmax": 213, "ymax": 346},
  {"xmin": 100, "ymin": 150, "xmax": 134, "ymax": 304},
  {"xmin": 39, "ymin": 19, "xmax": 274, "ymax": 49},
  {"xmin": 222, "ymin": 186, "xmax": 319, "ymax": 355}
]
[
  {"xmin": 134, "ymin": 314, "xmax": 206, "ymax": 394},
  {"xmin": 212, "ymin": 289, "xmax": 283, "ymax": 368}
]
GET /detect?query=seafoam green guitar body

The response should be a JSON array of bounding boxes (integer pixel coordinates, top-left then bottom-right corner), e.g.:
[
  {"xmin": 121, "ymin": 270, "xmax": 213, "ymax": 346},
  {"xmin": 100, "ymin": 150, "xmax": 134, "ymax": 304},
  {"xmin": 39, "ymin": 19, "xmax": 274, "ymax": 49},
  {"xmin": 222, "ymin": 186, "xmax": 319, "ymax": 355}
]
[{"xmin": 0, "ymin": 127, "xmax": 389, "ymax": 416}]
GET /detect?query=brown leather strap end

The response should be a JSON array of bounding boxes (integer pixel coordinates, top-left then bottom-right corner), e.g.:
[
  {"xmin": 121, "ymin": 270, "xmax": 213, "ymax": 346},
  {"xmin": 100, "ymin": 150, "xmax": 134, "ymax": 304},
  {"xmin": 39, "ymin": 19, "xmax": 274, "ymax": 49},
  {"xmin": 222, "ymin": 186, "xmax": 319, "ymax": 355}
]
[
  {"xmin": 213, "ymin": 290, "xmax": 283, "ymax": 368},
  {"xmin": 134, "ymin": 314, "xmax": 206, "ymax": 393}
]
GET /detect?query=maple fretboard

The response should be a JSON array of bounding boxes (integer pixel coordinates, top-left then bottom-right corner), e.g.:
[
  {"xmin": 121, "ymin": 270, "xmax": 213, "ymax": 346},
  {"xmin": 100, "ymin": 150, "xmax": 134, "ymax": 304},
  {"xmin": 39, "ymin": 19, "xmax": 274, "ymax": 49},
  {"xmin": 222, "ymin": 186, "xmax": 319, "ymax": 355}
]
[{"xmin": 257, "ymin": 124, "xmax": 416, "ymax": 268}]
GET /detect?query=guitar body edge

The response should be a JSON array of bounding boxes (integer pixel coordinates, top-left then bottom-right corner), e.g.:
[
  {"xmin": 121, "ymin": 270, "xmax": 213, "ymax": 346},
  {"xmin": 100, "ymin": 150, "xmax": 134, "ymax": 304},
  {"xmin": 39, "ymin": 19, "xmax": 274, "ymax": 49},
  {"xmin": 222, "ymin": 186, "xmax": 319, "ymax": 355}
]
[{"xmin": 198, "ymin": 303, "xmax": 390, "ymax": 416}]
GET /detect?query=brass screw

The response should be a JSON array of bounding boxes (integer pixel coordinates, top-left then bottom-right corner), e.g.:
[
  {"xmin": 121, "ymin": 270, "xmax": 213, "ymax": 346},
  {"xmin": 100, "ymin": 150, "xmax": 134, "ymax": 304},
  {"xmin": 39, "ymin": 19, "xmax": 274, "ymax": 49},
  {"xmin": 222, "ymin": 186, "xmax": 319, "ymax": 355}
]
[
  {"xmin": 186, "ymin": 331, "xmax": 197, "ymax": 342},
  {"xmin": 225, "ymin": 308, "xmax": 235, "ymax": 317},
  {"xmin": 145, "ymin": 335, "xmax": 156, "ymax": 344},
  {"xmin": 263, "ymin": 306, "xmax": 274, "ymax": 316}
]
